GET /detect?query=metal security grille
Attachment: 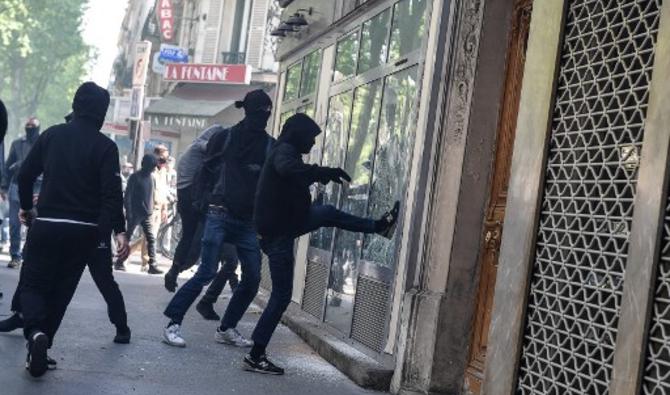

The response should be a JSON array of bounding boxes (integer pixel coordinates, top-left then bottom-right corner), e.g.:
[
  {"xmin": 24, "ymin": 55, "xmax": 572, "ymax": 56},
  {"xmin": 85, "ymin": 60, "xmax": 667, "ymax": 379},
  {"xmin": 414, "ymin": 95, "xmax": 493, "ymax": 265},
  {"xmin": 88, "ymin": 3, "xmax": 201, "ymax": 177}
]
[
  {"xmin": 301, "ymin": 261, "xmax": 329, "ymax": 319},
  {"xmin": 351, "ymin": 275, "xmax": 390, "ymax": 352},
  {"xmin": 517, "ymin": 1, "xmax": 661, "ymax": 394}
]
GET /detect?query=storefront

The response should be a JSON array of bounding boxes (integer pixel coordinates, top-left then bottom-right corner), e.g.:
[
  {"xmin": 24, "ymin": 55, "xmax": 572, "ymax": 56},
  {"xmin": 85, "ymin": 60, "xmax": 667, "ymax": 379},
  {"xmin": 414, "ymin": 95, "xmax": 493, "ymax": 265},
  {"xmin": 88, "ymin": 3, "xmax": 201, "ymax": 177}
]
[{"xmin": 272, "ymin": 0, "xmax": 430, "ymax": 359}]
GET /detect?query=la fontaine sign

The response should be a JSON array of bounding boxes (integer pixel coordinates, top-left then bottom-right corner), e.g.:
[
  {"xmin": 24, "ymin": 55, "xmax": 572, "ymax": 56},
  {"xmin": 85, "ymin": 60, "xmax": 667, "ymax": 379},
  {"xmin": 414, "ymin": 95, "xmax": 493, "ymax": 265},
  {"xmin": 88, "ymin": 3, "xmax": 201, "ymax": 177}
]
[
  {"xmin": 164, "ymin": 64, "xmax": 251, "ymax": 85},
  {"xmin": 148, "ymin": 114, "xmax": 208, "ymax": 133}
]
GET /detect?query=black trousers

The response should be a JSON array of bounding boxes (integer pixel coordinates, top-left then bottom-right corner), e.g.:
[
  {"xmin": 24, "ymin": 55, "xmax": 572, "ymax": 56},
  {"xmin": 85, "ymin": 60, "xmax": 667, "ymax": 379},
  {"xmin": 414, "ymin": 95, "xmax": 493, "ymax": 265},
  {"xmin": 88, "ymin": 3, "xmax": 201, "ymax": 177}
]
[
  {"xmin": 127, "ymin": 215, "xmax": 156, "ymax": 264},
  {"xmin": 19, "ymin": 220, "xmax": 98, "ymax": 346},
  {"xmin": 172, "ymin": 187, "xmax": 203, "ymax": 271},
  {"xmin": 11, "ymin": 233, "xmax": 128, "ymax": 330}
]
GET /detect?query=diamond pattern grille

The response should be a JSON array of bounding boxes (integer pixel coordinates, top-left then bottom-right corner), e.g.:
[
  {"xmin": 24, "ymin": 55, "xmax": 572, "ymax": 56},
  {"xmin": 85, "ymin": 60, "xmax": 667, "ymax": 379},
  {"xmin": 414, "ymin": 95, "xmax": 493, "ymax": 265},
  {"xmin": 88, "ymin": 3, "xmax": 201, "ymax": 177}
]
[
  {"xmin": 516, "ymin": 1, "xmax": 661, "ymax": 394},
  {"xmin": 643, "ymin": 200, "xmax": 670, "ymax": 394}
]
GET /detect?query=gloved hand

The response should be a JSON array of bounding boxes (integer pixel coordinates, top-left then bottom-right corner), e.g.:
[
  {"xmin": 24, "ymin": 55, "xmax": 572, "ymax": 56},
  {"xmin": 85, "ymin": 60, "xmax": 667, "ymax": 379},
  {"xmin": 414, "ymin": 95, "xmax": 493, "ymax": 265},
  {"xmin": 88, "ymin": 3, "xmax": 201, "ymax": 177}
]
[{"xmin": 318, "ymin": 167, "xmax": 351, "ymax": 185}]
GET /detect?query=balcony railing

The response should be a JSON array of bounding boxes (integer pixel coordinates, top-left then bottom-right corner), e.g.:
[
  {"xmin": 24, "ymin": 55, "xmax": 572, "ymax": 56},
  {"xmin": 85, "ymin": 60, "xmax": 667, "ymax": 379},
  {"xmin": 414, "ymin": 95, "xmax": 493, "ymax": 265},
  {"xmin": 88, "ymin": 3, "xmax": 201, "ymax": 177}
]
[{"xmin": 221, "ymin": 52, "xmax": 246, "ymax": 65}]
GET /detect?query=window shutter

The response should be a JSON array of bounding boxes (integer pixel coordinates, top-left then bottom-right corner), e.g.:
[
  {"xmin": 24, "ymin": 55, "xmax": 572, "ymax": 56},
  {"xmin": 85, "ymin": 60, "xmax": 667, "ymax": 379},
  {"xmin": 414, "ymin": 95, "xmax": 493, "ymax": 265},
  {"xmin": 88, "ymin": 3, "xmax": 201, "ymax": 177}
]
[
  {"xmin": 202, "ymin": 0, "xmax": 224, "ymax": 64},
  {"xmin": 245, "ymin": 0, "xmax": 270, "ymax": 70}
]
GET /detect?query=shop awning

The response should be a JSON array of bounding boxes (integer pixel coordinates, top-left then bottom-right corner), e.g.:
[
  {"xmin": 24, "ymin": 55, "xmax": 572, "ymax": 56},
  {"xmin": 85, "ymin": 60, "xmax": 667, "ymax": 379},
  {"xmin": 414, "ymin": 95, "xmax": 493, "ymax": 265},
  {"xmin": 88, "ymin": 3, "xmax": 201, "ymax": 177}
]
[{"xmin": 145, "ymin": 83, "xmax": 269, "ymax": 116}]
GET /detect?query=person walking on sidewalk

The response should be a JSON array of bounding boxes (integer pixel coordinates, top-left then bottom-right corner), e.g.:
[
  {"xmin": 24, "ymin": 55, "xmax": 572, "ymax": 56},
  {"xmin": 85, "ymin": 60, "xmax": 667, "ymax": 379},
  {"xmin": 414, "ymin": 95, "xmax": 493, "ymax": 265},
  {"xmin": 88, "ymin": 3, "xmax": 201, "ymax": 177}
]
[
  {"xmin": 17, "ymin": 82, "xmax": 130, "ymax": 378},
  {"xmin": 2, "ymin": 117, "xmax": 42, "ymax": 269},
  {"xmin": 0, "ymin": 111, "xmax": 131, "ymax": 345},
  {"xmin": 116, "ymin": 154, "xmax": 162, "ymax": 274},
  {"xmin": 246, "ymin": 114, "xmax": 400, "ymax": 375},
  {"xmin": 162, "ymin": 89, "xmax": 273, "ymax": 348}
]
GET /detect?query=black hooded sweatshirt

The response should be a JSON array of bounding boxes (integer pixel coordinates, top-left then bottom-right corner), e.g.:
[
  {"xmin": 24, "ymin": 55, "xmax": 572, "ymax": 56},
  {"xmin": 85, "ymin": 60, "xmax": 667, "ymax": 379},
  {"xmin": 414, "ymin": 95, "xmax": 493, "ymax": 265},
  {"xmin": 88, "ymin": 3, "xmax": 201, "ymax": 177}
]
[
  {"xmin": 125, "ymin": 154, "xmax": 156, "ymax": 222},
  {"xmin": 17, "ymin": 82, "xmax": 125, "ymax": 235},
  {"xmin": 254, "ymin": 114, "xmax": 328, "ymax": 238}
]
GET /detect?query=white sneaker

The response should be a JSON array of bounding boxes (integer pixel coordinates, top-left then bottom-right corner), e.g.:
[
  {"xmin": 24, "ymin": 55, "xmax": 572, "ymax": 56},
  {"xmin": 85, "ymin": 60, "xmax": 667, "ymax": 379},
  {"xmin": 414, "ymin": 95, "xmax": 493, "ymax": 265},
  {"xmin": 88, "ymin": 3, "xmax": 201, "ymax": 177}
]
[
  {"xmin": 215, "ymin": 327, "xmax": 253, "ymax": 347},
  {"xmin": 163, "ymin": 323, "xmax": 186, "ymax": 347}
]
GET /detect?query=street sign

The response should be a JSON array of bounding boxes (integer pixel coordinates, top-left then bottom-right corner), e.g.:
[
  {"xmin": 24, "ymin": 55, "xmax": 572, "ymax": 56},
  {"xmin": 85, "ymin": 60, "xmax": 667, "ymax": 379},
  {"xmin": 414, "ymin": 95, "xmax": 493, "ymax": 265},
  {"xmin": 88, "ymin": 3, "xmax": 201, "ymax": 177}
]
[
  {"xmin": 152, "ymin": 52, "xmax": 166, "ymax": 75},
  {"xmin": 158, "ymin": 44, "xmax": 188, "ymax": 63},
  {"xmin": 164, "ymin": 63, "xmax": 252, "ymax": 84},
  {"xmin": 132, "ymin": 41, "xmax": 152, "ymax": 86},
  {"xmin": 157, "ymin": 0, "xmax": 174, "ymax": 42},
  {"xmin": 129, "ymin": 87, "xmax": 145, "ymax": 120}
]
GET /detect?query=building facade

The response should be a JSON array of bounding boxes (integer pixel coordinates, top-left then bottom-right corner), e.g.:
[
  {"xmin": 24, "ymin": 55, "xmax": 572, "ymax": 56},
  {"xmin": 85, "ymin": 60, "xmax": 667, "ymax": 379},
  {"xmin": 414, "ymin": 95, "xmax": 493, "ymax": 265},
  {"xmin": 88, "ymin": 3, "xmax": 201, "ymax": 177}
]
[
  {"xmin": 107, "ymin": 0, "xmax": 279, "ymax": 161},
  {"xmin": 271, "ymin": 0, "xmax": 670, "ymax": 394}
]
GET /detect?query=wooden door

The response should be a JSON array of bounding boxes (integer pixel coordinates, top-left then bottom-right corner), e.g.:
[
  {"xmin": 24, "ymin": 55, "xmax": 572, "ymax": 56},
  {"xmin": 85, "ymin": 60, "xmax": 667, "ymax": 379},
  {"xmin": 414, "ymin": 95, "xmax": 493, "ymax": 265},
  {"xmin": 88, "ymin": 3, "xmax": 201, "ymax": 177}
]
[{"xmin": 464, "ymin": 1, "xmax": 532, "ymax": 393}]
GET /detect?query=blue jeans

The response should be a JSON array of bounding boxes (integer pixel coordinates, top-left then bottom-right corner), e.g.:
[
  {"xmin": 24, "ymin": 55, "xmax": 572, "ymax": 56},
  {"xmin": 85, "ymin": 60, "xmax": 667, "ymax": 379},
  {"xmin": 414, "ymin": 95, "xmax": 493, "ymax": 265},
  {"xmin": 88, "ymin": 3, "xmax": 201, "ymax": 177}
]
[
  {"xmin": 251, "ymin": 204, "xmax": 376, "ymax": 347},
  {"xmin": 164, "ymin": 207, "xmax": 261, "ymax": 326},
  {"xmin": 8, "ymin": 183, "xmax": 22, "ymax": 260}
]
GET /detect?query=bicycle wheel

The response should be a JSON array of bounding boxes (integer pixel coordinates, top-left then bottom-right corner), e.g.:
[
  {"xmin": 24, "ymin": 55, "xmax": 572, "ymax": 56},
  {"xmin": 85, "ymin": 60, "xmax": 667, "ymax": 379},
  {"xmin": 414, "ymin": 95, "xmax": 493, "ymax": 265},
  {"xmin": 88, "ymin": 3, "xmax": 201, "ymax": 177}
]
[{"xmin": 158, "ymin": 213, "xmax": 181, "ymax": 259}]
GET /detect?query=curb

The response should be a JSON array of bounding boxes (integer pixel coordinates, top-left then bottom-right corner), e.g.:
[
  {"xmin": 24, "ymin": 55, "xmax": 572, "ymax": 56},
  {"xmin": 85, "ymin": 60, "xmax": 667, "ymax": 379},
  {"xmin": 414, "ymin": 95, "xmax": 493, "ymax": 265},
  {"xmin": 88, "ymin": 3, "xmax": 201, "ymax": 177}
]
[{"xmin": 255, "ymin": 292, "xmax": 394, "ymax": 391}]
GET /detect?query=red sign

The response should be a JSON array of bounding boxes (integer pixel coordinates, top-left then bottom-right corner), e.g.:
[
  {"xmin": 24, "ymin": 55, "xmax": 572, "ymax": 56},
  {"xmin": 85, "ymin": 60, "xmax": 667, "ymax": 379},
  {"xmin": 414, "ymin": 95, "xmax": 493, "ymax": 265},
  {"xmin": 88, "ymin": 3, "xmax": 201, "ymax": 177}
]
[
  {"xmin": 157, "ymin": 0, "xmax": 174, "ymax": 41},
  {"xmin": 164, "ymin": 64, "xmax": 252, "ymax": 85}
]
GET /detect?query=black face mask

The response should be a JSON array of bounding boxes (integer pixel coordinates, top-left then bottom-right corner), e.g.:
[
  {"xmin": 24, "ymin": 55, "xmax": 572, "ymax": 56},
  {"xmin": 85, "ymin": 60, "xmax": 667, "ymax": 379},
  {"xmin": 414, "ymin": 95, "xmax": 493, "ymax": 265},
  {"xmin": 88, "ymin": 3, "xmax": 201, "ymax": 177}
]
[
  {"xmin": 25, "ymin": 127, "xmax": 39, "ymax": 142},
  {"xmin": 296, "ymin": 135, "xmax": 316, "ymax": 154},
  {"xmin": 244, "ymin": 110, "xmax": 271, "ymax": 131}
]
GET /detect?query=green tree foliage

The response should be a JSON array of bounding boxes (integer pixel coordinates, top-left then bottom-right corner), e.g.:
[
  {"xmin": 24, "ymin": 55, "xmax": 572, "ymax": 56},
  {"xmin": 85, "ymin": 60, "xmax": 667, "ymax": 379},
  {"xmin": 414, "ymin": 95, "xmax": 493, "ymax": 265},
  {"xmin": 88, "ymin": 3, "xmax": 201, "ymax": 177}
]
[{"xmin": 0, "ymin": 0, "xmax": 94, "ymax": 142}]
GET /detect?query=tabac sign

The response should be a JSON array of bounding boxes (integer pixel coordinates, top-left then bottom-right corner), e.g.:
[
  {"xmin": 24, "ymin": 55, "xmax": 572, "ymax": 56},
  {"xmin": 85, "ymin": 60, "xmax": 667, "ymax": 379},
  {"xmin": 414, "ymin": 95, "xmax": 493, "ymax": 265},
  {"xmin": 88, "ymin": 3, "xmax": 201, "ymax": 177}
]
[
  {"xmin": 164, "ymin": 64, "xmax": 252, "ymax": 85},
  {"xmin": 157, "ymin": 0, "xmax": 174, "ymax": 42}
]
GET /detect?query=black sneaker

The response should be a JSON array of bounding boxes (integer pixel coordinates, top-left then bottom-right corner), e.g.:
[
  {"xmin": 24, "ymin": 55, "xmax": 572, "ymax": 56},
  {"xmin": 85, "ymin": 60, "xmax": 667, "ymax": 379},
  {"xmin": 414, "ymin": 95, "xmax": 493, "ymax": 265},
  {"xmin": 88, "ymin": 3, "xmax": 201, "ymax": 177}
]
[
  {"xmin": 0, "ymin": 313, "xmax": 24, "ymax": 332},
  {"xmin": 243, "ymin": 354, "xmax": 285, "ymax": 375},
  {"xmin": 114, "ymin": 261, "xmax": 126, "ymax": 271},
  {"xmin": 26, "ymin": 354, "xmax": 57, "ymax": 371},
  {"xmin": 376, "ymin": 201, "xmax": 401, "ymax": 239},
  {"xmin": 26, "ymin": 331, "xmax": 49, "ymax": 377},
  {"xmin": 196, "ymin": 301, "xmax": 220, "ymax": 321},
  {"xmin": 114, "ymin": 327, "xmax": 131, "ymax": 344},
  {"xmin": 148, "ymin": 265, "xmax": 164, "ymax": 275},
  {"xmin": 164, "ymin": 270, "xmax": 178, "ymax": 292}
]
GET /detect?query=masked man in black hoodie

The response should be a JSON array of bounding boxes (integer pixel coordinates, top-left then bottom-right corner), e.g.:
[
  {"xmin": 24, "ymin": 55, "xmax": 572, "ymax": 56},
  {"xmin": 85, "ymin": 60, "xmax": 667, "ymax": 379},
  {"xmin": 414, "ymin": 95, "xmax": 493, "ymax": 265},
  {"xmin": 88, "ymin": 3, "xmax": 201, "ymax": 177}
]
[
  {"xmin": 0, "ymin": 111, "xmax": 131, "ymax": 347},
  {"xmin": 246, "ymin": 114, "xmax": 399, "ymax": 374},
  {"xmin": 117, "ymin": 154, "xmax": 161, "ymax": 273},
  {"xmin": 2, "ymin": 117, "xmax": 42, "ymax": 269},
  {"xmin": 162, "ymin": 90, "xmax": 273, "ymax": 348},
  {"xmin": 17, "ymin": 82, "xmax": 129, "ymax": 377}
]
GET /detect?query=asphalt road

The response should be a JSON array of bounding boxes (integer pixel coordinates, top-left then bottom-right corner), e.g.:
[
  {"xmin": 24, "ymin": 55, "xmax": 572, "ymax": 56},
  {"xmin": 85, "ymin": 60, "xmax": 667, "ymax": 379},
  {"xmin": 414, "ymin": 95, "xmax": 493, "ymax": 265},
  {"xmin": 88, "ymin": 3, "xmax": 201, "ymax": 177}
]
[{"xmin": 0, "ymin": 253, "xmax": 384, "ymax": 395}]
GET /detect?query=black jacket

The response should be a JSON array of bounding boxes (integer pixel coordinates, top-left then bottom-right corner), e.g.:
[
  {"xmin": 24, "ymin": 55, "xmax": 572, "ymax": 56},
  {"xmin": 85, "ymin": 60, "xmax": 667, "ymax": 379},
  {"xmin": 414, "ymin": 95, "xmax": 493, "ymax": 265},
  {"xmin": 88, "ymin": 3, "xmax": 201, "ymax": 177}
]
[
  {"xmin": 125, "ymin": 171, "xmax": 153, "ymax": 221},
  {"xmin": 199, "ymin": 121, "xmax": 273, "ymax": 220},
  {"xmin": 254, "ymin": 142, "xmax": 323, "ymax": 238},
  {"xmin": 3, "ymin": 135, "xmax": 41, "ymax": 190},
  {"xmin": 17, "ymin": 82, "xmax": 125, "ymax": 235}
]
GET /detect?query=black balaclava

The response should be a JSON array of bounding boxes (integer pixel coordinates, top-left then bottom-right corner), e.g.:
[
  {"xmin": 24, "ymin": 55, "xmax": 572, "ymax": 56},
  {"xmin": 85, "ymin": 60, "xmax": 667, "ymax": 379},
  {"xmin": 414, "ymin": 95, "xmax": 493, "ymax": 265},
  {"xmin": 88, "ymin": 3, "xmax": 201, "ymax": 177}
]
[
  {"xmin": 0, "ymin": 99, "xmax": 7, "ymax": 142},
  {"xmin": 235, "ymin": 89, "xmax": 272, "ymax": 132},
  {"xmin": 24, "ymin": 117, "xmax": 40, "ymax": 143},
  {"xmin": 140, "ymin": 154, "xmax": 157, "ymax": 174},
  {"xmin": 72, "ymin": 81, "xmax": 111, "ymax": 130},
  {"xmin": 278, "ymin": 113, "xmax": 321, "ymax": 154}
]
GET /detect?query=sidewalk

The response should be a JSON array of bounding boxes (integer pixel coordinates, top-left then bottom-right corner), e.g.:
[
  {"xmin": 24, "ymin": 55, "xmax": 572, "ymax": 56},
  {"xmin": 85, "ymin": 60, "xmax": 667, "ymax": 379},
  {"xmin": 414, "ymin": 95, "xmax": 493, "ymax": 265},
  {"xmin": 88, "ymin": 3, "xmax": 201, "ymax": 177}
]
[{"xmin": 0, "ymin": 254, "xmax": 385, "ymax": 395}]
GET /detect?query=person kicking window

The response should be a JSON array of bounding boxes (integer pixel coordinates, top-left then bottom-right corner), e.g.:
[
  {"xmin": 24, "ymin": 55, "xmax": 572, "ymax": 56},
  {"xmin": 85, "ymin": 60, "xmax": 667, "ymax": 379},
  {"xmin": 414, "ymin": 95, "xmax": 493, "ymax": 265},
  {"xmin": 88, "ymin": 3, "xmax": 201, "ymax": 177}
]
[{"xmin": 248, "ymin": 114, "xmax": 399, "ymax": 374}]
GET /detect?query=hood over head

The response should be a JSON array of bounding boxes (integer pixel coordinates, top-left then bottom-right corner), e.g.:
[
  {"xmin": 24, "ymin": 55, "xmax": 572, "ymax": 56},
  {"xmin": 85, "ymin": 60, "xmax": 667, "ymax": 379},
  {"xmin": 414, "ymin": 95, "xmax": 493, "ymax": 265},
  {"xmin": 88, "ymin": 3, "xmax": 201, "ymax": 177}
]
[
  {"xmin": 72, "ymin": 82, "xmax": 110, "ymax": 129},
  {"xmin": 278, "ymin": 113, "xmax": 321, "ymax": 154},
  {"xmin": 235, "ymin": 89, "xmax": 272, "ymax": 132},
  {"xmin": 140, "ymin": 154, "xmax": 157, "ymax": 173}
]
